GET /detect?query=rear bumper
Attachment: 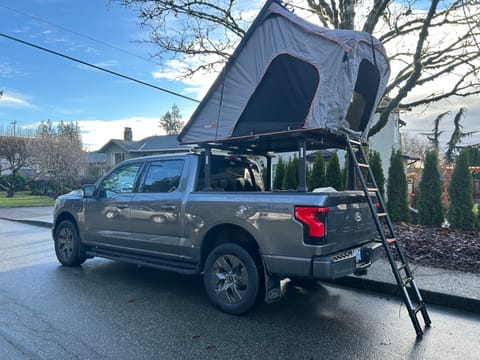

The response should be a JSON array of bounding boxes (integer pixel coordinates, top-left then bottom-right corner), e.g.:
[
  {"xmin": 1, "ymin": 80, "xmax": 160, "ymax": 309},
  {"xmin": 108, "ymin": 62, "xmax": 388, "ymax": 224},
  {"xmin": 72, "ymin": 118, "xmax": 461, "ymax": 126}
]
[
  {"xmin": 312, "ymin": 241, "xmax": 383, "ymax": 280},
  {"xmin": 263, "ymin": 241, "xmax": 384, "ymax": 280}
]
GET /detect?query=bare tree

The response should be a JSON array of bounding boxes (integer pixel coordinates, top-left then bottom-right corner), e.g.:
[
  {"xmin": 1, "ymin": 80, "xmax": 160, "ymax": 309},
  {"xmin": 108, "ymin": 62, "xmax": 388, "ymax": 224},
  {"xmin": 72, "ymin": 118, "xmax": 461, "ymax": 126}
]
[
  {"xmin": 0, "ymin": 137, "xmax": 35, "ymax": 197},
  {"xmin": 159, "ymin": 104, "xmax": 184, "ymax": 135},
  {"xmin": 31, "ymin": 121, "xmax": 86, "ymax": 197},
  {"xmin": 120, "ymin": 0, "xmax": 480, "ymax": 136}
]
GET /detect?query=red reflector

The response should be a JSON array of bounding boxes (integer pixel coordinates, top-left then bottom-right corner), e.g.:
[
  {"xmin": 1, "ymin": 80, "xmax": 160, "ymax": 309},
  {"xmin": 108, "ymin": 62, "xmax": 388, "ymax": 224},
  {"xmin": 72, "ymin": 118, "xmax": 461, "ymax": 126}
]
[{"xmin": 294, "ymin": 207, "xmax": 328, "ymax": 237}]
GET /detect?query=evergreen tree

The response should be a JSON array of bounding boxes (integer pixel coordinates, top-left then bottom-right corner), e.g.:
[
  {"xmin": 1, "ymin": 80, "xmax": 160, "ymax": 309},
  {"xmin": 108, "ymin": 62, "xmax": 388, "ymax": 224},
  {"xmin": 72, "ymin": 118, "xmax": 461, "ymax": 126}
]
[
  {"xmin": 387, "ymin": 149, "xmax": 410, "ymax": 222},
  {"xmin": 369, "ymin": 150, "xmax": 385, "ymax": 198},
  {"xmin": 282, "ymin": 156, "xmax": 298, "ymax": 190},
  {"xmin": 308, "ymin": 152, "xmax": 325, "ymax": 191},
  {"xmin": 448, "ymin": 150, "xmax": 474, "ymax": 229},
  {"xmin": 273, "ymin": 157, "xmax": 285, "ymax": 190},
  {"xmin": 159, "ymin": 104, "xmax": 184, "ymax": 135},
  {"xmin": 417, "ymin": 151, "xmax": 443, "ymax": 226},
  {"xmin": 325, "ymin": 152, "xmax": 342, "ymax": 190}
]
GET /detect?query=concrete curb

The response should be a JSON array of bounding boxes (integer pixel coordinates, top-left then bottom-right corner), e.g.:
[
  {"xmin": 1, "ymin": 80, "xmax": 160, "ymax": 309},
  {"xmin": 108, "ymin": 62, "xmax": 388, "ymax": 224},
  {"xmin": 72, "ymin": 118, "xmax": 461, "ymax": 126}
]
[{"xmin": 327, "ymin": 276, "xmax": 480, "ymax": 314}]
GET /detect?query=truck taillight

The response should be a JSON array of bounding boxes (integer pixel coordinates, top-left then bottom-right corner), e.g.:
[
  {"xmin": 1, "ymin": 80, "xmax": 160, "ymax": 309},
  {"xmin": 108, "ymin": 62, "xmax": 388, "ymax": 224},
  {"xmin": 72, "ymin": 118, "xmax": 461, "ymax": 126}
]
[{"xmin": 294, "ymin": 206, "xmax": 329, "ymax": 240}]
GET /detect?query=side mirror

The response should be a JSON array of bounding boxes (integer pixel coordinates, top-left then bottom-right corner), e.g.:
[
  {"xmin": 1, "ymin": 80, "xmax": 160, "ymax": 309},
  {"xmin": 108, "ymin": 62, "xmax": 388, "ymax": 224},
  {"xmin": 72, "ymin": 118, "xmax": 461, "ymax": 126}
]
[{"xmin": 82, "ymin": 184, "xmax": 96, "ymax": 198}]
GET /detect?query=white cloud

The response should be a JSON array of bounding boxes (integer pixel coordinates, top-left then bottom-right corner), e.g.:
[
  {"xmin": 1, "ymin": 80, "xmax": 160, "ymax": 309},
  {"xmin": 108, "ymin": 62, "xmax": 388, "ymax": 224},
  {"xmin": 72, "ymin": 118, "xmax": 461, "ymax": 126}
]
[
  {"xmin": 77, "ymin": 117, "xmax": 167, "ymax": 151},
  {"xmin": 152, "ymin": 58, "xmax": 220, "ymax": 100},
  {"xmin": 0, "ymin": 90, "xmax": 37, "ymax": 109}
]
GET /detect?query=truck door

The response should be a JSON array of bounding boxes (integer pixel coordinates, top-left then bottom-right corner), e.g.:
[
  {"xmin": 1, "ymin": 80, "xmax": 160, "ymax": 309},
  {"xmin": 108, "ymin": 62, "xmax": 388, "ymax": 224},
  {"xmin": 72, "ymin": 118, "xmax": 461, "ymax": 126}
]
[
  {"xmin": 83, "ymin": 161, "xmax": 143, "ymax": 248},
  {"xmin": 129, "ymin": 159, "xmax": 189, "ymax": 260}
]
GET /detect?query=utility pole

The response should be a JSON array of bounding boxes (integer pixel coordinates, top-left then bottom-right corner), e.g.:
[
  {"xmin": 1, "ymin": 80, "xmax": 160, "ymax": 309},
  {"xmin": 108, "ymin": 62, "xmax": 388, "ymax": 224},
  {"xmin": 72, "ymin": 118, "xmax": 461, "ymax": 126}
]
[{"xmin": 11, "ymin": 120, "xmax": 17, "ymax": 137}]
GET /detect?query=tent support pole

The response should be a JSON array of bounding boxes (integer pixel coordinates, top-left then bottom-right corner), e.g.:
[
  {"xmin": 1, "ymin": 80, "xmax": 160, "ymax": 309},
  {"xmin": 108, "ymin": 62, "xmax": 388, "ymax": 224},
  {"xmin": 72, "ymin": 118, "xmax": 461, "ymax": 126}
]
[
  {"xmin": 266, "ymin": 156, "xmax": 272, "ymax": 191},
  {"xmin": 297, "ymin": 138, "xmax": 307, "ymax": 192},
  {"xmin": 204, "ymin": 147, "xmax": 212, "ymax": 190}
]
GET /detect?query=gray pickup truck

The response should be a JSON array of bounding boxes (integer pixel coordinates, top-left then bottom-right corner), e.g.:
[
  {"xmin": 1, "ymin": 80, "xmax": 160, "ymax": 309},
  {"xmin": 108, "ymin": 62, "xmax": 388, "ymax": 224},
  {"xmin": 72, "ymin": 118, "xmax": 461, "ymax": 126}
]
[{"xmin": 53, "ymin": 151, "xmax": 382, "ymax": 314}]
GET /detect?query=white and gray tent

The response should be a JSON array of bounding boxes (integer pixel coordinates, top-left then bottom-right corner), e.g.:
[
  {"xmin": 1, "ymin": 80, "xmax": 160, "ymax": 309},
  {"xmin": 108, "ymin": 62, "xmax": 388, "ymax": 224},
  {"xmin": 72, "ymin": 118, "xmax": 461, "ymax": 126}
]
[{"xmin": 178, "ymin": 0, "xmax": 390, "ymax": 149}]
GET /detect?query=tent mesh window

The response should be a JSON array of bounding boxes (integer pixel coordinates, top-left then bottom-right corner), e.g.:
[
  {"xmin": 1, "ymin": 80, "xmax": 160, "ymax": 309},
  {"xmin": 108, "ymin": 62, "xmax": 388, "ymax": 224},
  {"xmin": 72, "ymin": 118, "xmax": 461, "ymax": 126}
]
[
  {"xmin": 232, "ymin": 53, "xmax": 319, "ymax": 137},
  {"xmin": 345, "ymin": 59, "xmax": 380, "ymax": 132}
]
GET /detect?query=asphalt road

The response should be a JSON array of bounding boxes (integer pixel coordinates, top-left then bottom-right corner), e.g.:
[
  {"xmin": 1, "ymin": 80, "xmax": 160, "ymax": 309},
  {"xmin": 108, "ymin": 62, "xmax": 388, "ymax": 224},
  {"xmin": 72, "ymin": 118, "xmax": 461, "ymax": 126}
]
[{"xmin": 1, "ymin": 219, "xmax": 479, "ymax": 360}]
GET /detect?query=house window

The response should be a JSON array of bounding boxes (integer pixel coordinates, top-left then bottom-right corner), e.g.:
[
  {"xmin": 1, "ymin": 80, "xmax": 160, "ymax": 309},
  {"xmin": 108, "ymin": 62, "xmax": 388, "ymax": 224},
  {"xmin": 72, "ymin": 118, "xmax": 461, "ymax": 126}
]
[{"xmin": 113, "ymin": 152, "xmax": 125, "ymax": 165}]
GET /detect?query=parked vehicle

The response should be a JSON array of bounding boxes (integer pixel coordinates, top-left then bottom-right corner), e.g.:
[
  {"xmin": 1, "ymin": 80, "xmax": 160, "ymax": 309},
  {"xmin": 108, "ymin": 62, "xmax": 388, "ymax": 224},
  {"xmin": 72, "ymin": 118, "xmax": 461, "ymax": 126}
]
[{"xmin": 53, "ymin": 150, "xmax": 383, "ymax": 314}]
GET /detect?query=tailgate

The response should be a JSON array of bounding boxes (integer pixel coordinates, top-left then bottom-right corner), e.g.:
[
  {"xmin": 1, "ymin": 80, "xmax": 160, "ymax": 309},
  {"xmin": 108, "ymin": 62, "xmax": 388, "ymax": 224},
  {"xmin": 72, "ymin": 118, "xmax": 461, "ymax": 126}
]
[{"xmin": 325, "ymin": 193, "xmax": 377, "ymax": 250}]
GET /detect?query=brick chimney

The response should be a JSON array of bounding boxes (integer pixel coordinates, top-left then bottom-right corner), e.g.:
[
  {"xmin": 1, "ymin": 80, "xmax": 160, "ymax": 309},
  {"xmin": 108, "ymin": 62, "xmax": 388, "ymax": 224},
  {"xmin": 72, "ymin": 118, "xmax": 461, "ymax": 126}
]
[{"xmin": 124, "ymin": 127, "xmax": 133, "ymax": 141}]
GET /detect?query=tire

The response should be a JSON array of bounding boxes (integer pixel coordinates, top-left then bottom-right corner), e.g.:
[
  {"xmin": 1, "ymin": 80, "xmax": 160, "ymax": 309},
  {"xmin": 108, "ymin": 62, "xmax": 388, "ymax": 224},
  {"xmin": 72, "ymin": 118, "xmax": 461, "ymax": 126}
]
[
  {"xmin": 54, "ymin": 220, "xmax": 87, "ymax": 266},
  {"xmin": 203, "ymin": 243, "xmax": 262, "ymax": 315}
]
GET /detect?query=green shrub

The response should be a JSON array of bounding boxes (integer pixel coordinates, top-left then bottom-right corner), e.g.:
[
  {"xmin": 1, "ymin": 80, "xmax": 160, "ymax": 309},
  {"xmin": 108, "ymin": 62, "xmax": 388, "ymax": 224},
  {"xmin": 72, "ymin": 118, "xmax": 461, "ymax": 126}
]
[
  {"xmin": 369, "ymin": 150, "xmax": 385, "ymax": 198},
  {"xmin": 308, "ymin": 152, "xmax": 325, "ymax": 191},
  {"xmin": 417, "ymin": 151, "xmax": 444, "ymax": 226},
  {"xmin": 326, "ymin": 152, "xmax": 343, "ymax": 190},
  {"xmin": 448, "ymin": 150, "xmax": 474, "ymax": 229},
  {"xmin": 273, "ymin": 157, "xmax": 285, "ymax": 190},
  {"xmin": 387, "ymin": 149, "xmax": 410, "ymax": 222}
]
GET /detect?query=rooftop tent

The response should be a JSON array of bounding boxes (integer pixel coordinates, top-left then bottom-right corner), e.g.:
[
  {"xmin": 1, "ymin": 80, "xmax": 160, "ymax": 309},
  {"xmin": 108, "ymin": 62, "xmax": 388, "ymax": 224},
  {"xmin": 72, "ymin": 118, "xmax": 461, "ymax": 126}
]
[{"xmin": 178, "ymin": 0, "xmax": 390, "ymax": 147}]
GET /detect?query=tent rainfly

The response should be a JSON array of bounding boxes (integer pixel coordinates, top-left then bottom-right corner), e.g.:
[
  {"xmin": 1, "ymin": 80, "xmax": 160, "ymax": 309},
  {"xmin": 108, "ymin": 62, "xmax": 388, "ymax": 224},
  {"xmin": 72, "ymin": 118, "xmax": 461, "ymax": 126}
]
[{"xmin": 178, "ymin": 0, "xmax": 390, "ymax": 146}]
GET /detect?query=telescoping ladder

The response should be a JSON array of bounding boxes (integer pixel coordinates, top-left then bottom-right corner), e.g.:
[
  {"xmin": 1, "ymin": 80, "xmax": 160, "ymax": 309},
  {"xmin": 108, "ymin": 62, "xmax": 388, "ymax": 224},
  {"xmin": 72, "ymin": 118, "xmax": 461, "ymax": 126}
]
[{"xmin": 346, "ymin": 137, "xmax": 432, "ymax": 337}]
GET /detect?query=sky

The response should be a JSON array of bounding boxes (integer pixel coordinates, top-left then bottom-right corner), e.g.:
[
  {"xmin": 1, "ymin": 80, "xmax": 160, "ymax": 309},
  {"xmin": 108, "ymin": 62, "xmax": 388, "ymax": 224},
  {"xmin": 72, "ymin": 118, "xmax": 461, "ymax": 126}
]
[
  {"xmin": 0, "ymin": 0, "xmax": 205, "ymax": 150},
  {"xmin": 0, "ymin": 0, "xmax": 479, "ymax": 152}
]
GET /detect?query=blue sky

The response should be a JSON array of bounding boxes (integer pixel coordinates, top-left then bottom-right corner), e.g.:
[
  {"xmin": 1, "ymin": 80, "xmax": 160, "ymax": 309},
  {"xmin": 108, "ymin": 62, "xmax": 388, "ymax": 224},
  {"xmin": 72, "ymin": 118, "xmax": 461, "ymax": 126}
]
[
  {"xmin": 0, "ymin": 0, "xmax": 201, "ymax": 150},
  {"xmin": 1, "ymin": 0, "xmax": 479, "ymax": 152}
]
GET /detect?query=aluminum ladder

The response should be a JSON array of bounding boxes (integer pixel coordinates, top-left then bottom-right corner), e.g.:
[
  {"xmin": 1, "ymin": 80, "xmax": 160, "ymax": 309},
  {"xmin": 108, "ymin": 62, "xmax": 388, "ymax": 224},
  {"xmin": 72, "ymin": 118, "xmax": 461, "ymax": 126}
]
[{"xmin": 346, "ymin": 136, "xmax": 432, "ymax": 336}]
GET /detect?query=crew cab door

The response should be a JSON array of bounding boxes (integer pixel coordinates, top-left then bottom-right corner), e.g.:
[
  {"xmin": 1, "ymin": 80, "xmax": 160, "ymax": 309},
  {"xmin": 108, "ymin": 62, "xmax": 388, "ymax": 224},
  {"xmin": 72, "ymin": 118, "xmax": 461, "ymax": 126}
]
[
  {"xmin": 83, "ymin": 161, "xmax": 143, "ymax": 247},
  {"xmin": 128, "ymin": 158, "xmax": 189, "ymax": 259}
]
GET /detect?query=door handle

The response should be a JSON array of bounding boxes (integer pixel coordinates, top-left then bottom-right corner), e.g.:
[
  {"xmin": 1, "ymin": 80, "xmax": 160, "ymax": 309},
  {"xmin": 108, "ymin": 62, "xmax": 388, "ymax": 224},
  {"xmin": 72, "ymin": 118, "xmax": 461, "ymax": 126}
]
[
  {"xmin": 160, "ymin": 205, "xmax": 176, "ymax": 211},
  {"xmin": 116, "ymin": 203, "xmax": 129, "ymax": 209}
]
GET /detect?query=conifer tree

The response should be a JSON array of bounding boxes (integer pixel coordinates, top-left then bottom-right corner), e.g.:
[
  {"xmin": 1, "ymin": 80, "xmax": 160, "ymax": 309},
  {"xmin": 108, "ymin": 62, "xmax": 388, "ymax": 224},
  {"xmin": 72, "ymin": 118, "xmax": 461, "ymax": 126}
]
[
  {"xmin": 282, "ymin": 156, "xmax": 298, "ymax": 190},
  {"xmin": 369, "ymin": 150, "xmax": 385, "ymax": 198},
  {"xmin": 387, "ymin": 149, "xmax": 410, "ymax": 222},
  {"xmin": 448, "ymin": 150, "xmax": 474, "ymax": 229},
  {"xmin": 273, "ymin": 157, "xmax": 285, "ymax": 190},
  {"xmin": 418, "ymin": 151, "xmax": 443, "ymax": 226},
  {"xmin": 308, "ymin": 152, "xmax": 325, "ymax": 191},
  {"xmin": 325, "ymin": 152, "xmax": 342, "ymax": 190}
]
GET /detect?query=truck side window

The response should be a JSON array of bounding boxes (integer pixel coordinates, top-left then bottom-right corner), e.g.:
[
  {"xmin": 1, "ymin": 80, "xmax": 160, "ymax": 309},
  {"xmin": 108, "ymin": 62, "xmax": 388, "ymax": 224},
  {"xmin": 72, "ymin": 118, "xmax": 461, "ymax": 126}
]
[
  {"xmin": 141, "ymin": 160, "xmax": 184, "ymax": 193},
  {"xmin": 98, "ymin": 163, "xmax": 142, "ymax": 198},
  {"xmin": 196, "ymin": 156, "xmax": 264, "ymax": 192}
]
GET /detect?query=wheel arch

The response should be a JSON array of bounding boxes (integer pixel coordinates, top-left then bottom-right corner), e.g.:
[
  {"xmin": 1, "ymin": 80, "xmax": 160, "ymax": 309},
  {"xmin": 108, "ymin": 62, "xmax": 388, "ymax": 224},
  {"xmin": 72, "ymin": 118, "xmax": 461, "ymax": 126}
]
[
  {"xmin": 54, "ymin": 211, "xmax": 79, "ymax": 236},
  {"xmin": 200, "ymin": 223, "xmax": 263, "ymax": 271}
]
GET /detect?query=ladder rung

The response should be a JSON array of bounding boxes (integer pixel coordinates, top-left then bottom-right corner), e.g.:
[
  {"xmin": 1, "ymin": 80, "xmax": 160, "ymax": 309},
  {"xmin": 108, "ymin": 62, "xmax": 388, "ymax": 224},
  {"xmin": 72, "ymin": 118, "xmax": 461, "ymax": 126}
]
[
  {"xmin": 367, "ymin": 187, "xmax": 378, "ymax": 192},
  {"xmin": 378, "ymin": 212, "xmax": 387, "ymax": 218},
  {"xmin": 387, "ymin": 237, "xmax": 396, "ymax": 244},
  {"xmin": 358, "ymin": 163, "xmax": 369, "ymax": 168},
  {"xmin": 397, "ymin": 263, "xmax": 407, "ymax": 271},
  {"xmin": 402, "ymin": 277, "xmax": 413, "ymax": 286},
  {"xmin": 414, "ymin": 304, "xmax": 425, "ymax": 314},
  {"xmin": 349, "ymin": 139, "xmax": 362, "ymax": 145}
]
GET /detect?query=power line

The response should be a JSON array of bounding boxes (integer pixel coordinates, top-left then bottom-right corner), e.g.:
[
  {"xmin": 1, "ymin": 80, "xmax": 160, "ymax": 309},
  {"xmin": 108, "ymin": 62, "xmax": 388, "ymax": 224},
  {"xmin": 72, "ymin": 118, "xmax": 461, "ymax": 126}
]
[
  {"xmin": 0, "ymin": 3, "xmax": 160, "ymax": 66},
  {"xmin": 0, "ymin": 32, "xmax": 200, "ymax": 104}
]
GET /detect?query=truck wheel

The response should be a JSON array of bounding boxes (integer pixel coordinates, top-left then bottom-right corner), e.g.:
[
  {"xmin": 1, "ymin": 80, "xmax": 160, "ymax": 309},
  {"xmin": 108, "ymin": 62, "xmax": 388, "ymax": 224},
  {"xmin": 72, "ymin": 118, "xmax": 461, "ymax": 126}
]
[
  {"xmin": 203, "ymin": 243, "xmax": 261, "ymax": 315},
  {"xmin": 54, "ymin": 220, "xmax": 87, "ymax": 266}
]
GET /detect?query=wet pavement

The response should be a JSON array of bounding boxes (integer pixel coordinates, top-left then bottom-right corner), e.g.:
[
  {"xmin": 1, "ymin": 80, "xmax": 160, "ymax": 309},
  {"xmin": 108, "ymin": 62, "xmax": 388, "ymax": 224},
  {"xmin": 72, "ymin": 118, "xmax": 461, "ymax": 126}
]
[{"xmin": 0, "ymin": 206, "xmax": 478, "ymax": 314}]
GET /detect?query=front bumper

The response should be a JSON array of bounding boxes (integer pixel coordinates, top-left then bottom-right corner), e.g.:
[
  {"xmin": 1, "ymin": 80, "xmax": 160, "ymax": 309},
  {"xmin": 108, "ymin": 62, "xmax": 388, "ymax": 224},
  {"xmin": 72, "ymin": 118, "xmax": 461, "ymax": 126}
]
[{"xmin": 312, "ymin": 241, "xmax": 383, "ymax": 280}]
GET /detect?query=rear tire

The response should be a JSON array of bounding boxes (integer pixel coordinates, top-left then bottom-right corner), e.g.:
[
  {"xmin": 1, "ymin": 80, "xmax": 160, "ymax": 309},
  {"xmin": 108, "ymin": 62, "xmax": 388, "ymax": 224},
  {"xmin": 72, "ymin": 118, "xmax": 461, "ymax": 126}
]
[
  {"xmin": 203, "ymin": 243, "xmax": 261, "ymax": 315},
  {"xmin": 54, "ymin": 220, "xmax": 87, "ymax": 266}
]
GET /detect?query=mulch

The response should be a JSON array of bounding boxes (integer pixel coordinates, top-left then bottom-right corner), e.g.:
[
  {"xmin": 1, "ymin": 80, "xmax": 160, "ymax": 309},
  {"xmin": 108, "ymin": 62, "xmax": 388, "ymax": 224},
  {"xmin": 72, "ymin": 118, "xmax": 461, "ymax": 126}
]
[{"xmin": 393, "ymin": 224, "xmax": 480, "ymax": 274}]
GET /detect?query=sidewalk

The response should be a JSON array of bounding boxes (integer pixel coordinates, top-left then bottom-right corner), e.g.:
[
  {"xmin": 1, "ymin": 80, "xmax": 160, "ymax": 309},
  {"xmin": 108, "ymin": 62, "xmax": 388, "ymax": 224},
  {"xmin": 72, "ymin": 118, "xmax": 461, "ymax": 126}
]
[{"xmin": 0, "ymin": 206, "xmax": 479, "ymax": 313}]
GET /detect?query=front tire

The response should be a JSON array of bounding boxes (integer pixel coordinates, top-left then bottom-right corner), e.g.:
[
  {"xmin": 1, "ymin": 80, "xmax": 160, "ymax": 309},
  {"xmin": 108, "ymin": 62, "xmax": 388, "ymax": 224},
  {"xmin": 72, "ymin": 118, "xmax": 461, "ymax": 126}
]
[
  {"xmin": 54, "ymin": 220, "xmax": 86, "ymax": 266},
  {"xmin": 203, "ymin": 243, "xmax": 261, "ymax": 315}
]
